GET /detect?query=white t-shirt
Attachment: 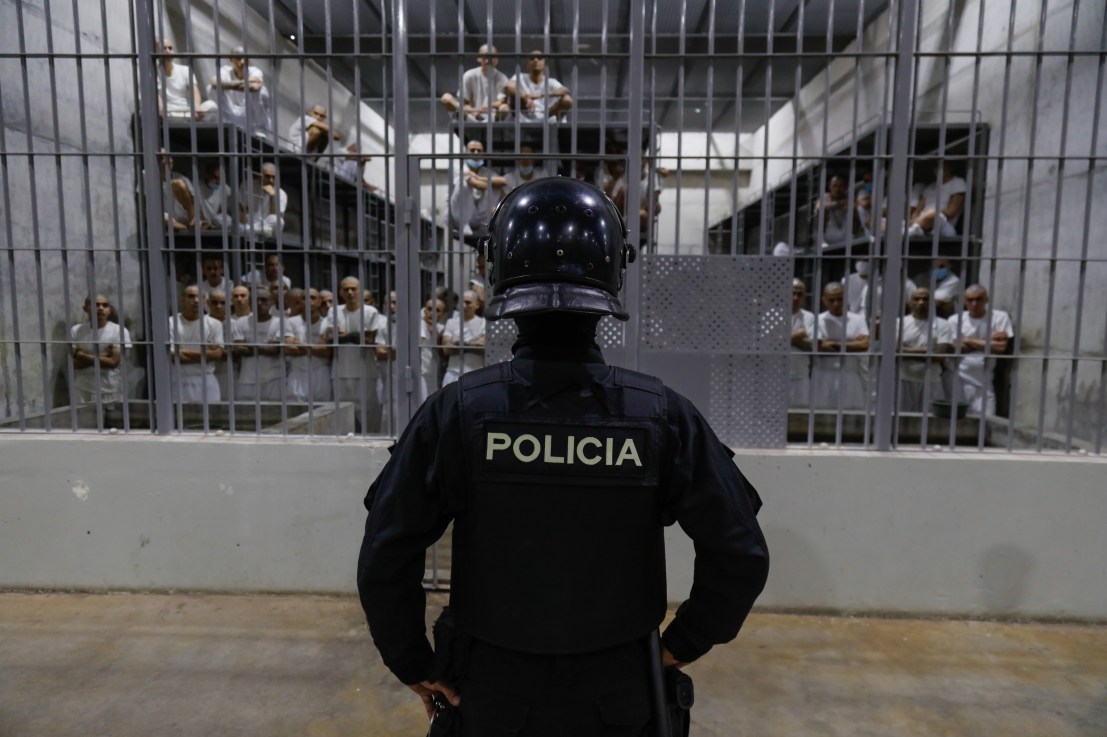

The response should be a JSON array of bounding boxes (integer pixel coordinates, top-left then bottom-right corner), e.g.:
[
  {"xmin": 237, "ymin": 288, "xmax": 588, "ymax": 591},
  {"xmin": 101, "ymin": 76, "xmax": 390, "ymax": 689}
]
[
  {"xmin": 70, "ymin": 321, "xmax": 132, "ymax": 395},
  {"xmin": 200, "ymin": 277, "xmax": 232, "ymax": 304},
  {"xmin": 158, "ymin": 63, "xmax": 198, "ymax": 115},
  {"xmin": 504, "ymin": 168, "xmax": 548, "ymax": 192},
  {"xmin": 420, "ymin": 319, "xmax": 440, "ymax": 397},
  {"xmin": 512, "ymin": 74, "xmax": 566, "ymax": 118},
  {"xmin": 287, "ymin": 315, "xmax": 329, "ymax": 372},
  {"xmin": 814, "ymin": 311, "xmax": 869, "ymax": 373},
  {"xmin": 237, "ymin": 316, "xmax": 289, "ymax": 385},
  {"xmin": 843, "ymin": 272, "xmax": 867, "ymax": 315},
  {"xmin": 895, "ymin": 315, "xmax": 953, "ymax": 384},
  {"xmin": 323, "ymin": 304, "xmax": 382, "ymax": 379},
  {"xmin": 239, "ymin": 179, "xmax": 287, "ymax": 222},
  {"xmin": 230, "ymin": 313, "xmax": 253, "ymax": 343},
  {"xmin": 602, "ymin": 171, "xmax": 662, "ymax": 211},
  {"xmin": 198, "ymin": 180, "xmax": 232, "ymax": 222},
  {"xmin": 859, "ymin": 277, "xmax": 917, "ymax": 319},
  {"xmin": 241, "ymin": 270, "xmax": 292, "ymax": 292},
  {"xmin": 954, "ymin": 309, "xmax": 1014, "ymax": 388},
  {"xmin": 450, "ymin": 164, "xmax": 499, "ymax": 229},
  {"xmin": 335, "ymin": 158, "xmax": 362, "ymax": 184},
  {"xmin": 169, "ymin": 313, "xmax": 224, "ymax": 376},
  {"xmin": 460, "ymin": 66, "xmax": 509, "ymax": 111},
  {"xmin": 921, "ymin": 176, "xmax": 968, "ymax": 226},
  {"xmin": 790, "ymin": 309, "xmax": 816, "ymax": 381},
  {"xmin": 218, "ymin": 64, "xmax": 265, "ymax": 117},
  {"xmin": 287, "ymin": 115, "xmax": 323, "ymax": 153},
  {"xmin": 933, "ymin": 273, "xmax": 963, "ymax": 304},
  {"xmin": 442, "ymin": 315, "xmax": 486, "ymax": 376}
]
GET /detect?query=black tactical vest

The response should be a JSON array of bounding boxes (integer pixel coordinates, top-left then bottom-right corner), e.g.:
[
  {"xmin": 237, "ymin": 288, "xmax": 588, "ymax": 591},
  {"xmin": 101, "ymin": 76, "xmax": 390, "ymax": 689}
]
[{"xmin": 453, "ymin": 360, "xmax": 669, "ymax": 654}]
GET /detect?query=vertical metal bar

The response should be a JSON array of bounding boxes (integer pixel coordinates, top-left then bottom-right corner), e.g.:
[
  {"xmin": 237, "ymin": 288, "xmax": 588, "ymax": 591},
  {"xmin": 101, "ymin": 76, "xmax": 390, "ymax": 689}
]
[
  {"xmin": 1083, "ymin": 11, "xmax": 1107, "ymax": 454},
  {"xmin": 1013, "ymin": 1, "xmax": 1050, "ymax": 453},
  {"xmin": 647, "ymin": 0, "xmax": 658, "ymax": 255},
  {"xmin": 916, "ymin": 0, "xmax": 960, "ymax": 452},
  {"xmin": 814, "ymin": 0, "xmax": 848, "ymax": 446},
  {"xmin": 873, "ymin": 0, "xmax": 920, "ymax": 452},
  {"xmin": 730, "ymin": 0, "xmax": 747, "ymax": 257},
  {"xmin": 513, "ymin": 0, "xmax": 523, "ymax": 151},
  {"xmin": 101, "ymin": 0, "xmax": 132, "ymax": 433},
  {"xmin": 758, "ymin": 0, "xmax": 775, "ymax": 258},
  {"xmin": 134, "ymin": 0, "xmax": 174, "ymax": 434},
  {"xmin": 672, "ymin": 0, "xmax": 687, "ymax": 256},
  {"xmin": 850, "ymin": 0, "xmax": 877, "ymax": 449},
  {"xmin": 393, "ymin": 0, "xmax": 415, "ymax": 433},
  {"xmin": 0, "ymin": 65, "xmax": 27, "ymax": 429},
  {"xmin": 569, "ymin": 0, "xmax": 580, "ymax": 177},
  {"xmin": 70, "ymin": 0, "xmax": 106, "ymax": 431},
  {"xmin": 699, "ymin": 0, "xmax": 716, "ymax": 255},
  {"xmin": 599, "ymin": 0, "xmax": 609, "ymax": 185},
  {"xmin": 1040, "ymin": 0, "xmax": 1081, "ymax": 452},
  {"xmin": 984, "ymin": 0, "xmax": 1020, "ymax": 451},
  {"xmin": 955, "ymin": 0, "xmax": 989, "ymax": 452},
  {"xmin": 13, "ymin": 1, "xmax": 53, "ymax": 430},
  {"xmin": 785, "ymin": 0, "xmax": 804, "ymax": 264},
  {"xmin": 623, "ymin": 0, "xmax": 646, "ymax": 374}
]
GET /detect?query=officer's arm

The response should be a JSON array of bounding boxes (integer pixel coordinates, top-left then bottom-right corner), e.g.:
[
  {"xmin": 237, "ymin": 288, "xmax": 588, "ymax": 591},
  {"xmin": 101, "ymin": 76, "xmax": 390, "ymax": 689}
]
[
  {"xmin": 660, "ymin": 392, "xmax": 770, "ymax": 665},
  {"xmin": 357, "ymin": 391, "xmax": 458, "ymax": 686}
]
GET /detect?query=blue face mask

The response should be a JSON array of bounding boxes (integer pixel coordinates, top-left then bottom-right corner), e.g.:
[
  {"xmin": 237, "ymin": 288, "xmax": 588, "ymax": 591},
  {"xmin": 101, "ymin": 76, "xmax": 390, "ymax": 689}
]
[
  {"xmin": 466, "ymin": 158, "xmax": 484, "ymax": 170},
  {"xmin": 934, "ymin": 267, "xmax": 949, "ymax": 281},
  {"xmin": 519, "ymin": 165, "xmax": 534, "ymax": 176}
]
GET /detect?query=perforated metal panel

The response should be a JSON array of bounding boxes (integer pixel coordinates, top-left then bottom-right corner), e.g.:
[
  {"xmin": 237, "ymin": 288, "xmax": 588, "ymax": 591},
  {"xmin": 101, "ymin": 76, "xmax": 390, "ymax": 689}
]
[
  {"xmin": 486, "ymin": 315, "xmax": 626, "ymax": 365},
  {"xmin": 483, "ymin": 256, "xmax": 790, "ymax": 448},
  {"xmin": 640, "ymin": 256, "xmax": 792, "ymax": 354},
  {"xmin": 639, "ymin": 256, "xmax": 792, "ymax": 448},
  {"xmin": 485, "ymin": 318, "xmax": 520, "ymax": 365}
]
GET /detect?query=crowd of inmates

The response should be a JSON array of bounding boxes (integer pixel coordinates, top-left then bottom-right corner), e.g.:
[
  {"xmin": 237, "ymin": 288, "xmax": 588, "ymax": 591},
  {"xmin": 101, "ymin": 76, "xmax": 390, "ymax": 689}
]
[
  {"xmin": 68, "ymin": 251, "xmax": 1013, "ymax": 430},
  {"xmin": 155, "ymin": 38, "xmax": 663, "ymax": 246},
  {"xmin": 788, "ymin": 257, "xmax": 1015, "ymax": 417},
  {"xmin": 70, "ymin": 253, "xmax": 490, "ymax": 433},
  {"xmin": 812, "ymin": 159, "xmax": 969, "ymax": 250}
]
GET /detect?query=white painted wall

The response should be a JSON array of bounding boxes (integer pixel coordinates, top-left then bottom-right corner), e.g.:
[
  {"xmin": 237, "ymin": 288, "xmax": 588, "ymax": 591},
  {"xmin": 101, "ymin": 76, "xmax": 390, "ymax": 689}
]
[{"xmin": 2, "ymin": 435, "xmax": 1104, "ymax": 620}]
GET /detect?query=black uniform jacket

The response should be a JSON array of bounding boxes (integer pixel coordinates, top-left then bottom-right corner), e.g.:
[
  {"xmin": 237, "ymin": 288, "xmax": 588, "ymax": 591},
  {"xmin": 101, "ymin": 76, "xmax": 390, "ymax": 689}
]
[{"xmin": 357, "ymin": 344, "xmax": 769, "ymax": 686}]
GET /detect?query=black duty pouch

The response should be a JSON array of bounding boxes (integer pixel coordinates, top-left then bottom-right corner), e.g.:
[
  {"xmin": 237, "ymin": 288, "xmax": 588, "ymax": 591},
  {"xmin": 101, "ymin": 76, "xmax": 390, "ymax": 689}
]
[
  {"xmin": 430, "ymin": 606, "xmax": 471, "ymax": 685},
  {"xmin": 426, "ymin": 607, "xmax": 469, "ymax": 737},
  {"xmin": 665, "ymin": 667, "xmax": 694, "ymax": 737}
]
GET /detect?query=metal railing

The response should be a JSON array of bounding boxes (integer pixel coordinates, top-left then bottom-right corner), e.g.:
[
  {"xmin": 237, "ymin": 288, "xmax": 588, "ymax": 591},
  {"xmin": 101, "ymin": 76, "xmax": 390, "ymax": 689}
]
[{"xmin": 0, "ymin": 0, "xmax": 1104, "ymax": 455}]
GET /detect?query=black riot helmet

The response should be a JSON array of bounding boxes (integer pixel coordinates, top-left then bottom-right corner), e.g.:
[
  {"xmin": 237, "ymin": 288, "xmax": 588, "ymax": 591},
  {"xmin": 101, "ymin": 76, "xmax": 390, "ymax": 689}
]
[{"xmin": 481, "ymin": 177, "xmax": 636, "ymax": 321}]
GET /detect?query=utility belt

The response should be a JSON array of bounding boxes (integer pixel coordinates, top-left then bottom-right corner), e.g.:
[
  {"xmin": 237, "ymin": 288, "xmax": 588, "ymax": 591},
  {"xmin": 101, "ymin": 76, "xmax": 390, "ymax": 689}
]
[{"xmin": 427, "ymin": 608, "xmax": 694, "ymax": 737}]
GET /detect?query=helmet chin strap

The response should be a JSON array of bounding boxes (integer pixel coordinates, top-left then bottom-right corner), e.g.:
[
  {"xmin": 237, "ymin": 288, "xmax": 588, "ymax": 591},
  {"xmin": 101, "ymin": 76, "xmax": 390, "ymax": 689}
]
[{"xmin": 617, "ymin": 243, "xmax": 636, "ymax": 292}]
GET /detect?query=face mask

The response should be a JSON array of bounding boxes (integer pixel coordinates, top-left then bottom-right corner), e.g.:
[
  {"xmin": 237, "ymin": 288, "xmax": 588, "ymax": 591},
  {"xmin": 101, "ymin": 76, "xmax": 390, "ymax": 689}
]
[
  {"xmin": 519, "ymin": 165, "xmax": 534, "ymax": 176},
  {"xmin": 855, "ymin": 261, "xmax": 869, "ymax": 276},
  {"xmin": 466, "ymin": 159, "xmax": 484, "ymax": 170},
  {"xmin": 934, "ymin": 267, "xmax": 949, "ymax": 281}
]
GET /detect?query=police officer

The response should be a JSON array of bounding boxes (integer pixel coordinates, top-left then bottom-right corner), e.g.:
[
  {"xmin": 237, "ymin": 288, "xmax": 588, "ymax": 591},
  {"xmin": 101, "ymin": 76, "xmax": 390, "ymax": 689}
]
[{"xmin": 357, "ymin": 178, "xmax": 769, "ymax": 736}]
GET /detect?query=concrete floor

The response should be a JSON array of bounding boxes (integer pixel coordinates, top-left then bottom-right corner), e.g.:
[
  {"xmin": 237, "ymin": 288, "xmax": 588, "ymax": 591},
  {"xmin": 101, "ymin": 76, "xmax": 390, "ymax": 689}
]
[{"xmin": 0, "ymin": 593, "xmax": 1104, "ymax": 737}]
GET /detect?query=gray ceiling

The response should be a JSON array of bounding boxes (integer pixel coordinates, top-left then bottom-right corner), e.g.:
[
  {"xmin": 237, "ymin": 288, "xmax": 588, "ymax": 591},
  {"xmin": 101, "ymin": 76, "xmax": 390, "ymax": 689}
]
[{"xmin": 248, "ymin": 0, "xmax": 890, "ymax": 134}]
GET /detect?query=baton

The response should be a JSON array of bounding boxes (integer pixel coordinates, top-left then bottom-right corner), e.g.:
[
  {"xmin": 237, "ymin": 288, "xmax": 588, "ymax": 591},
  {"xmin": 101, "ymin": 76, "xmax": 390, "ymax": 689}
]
[{"xmin": 646, "ymin": 629, "xmax": 673, "ymax": 737}]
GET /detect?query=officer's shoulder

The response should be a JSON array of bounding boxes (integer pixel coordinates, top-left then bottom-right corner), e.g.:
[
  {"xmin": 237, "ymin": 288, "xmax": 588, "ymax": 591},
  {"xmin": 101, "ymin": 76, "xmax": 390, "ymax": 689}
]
[
  {"xmin": 456, "ymin": 362, "xmax": 513, "ymax": 390},
  {"xmin": 611, "ymin": 366, "xmax": 666, "ymax": 396}
]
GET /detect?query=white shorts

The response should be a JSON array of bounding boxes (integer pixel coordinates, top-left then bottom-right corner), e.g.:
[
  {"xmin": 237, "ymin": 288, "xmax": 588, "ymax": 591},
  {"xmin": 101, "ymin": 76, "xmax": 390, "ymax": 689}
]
[{"xmin": 175, "ymin": 374, "xmax": 220, "ymax": 403}]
